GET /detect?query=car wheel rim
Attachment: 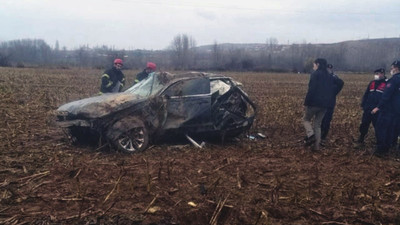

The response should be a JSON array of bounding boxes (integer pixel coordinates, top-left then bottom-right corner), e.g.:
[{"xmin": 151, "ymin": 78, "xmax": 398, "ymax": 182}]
[{"xmin": 118, "ymin": 128, "xmax": 145, "ymax": 152}]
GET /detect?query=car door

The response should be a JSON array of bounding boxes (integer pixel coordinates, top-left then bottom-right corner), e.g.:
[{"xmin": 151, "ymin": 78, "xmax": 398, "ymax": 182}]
[{"xmin": 161, "ymin": 77, "xmax": 211, "ymax": 129}]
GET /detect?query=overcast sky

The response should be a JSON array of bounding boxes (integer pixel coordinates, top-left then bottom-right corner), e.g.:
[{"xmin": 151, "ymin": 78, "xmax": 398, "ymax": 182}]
[{"xmin": 1, "ymin": 0, "xmax": 399, "ymax": 50}]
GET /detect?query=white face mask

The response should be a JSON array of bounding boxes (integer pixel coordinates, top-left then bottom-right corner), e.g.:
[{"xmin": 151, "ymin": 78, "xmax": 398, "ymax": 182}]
[{"xmin": 374, "ymin": 75, "xmax": 380, "ymax": 80}]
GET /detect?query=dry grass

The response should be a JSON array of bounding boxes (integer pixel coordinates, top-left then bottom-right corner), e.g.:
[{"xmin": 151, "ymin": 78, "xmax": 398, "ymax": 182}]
[{"xmin": 0, "ymin": 67, "xmax": 399, "ymax": 225}]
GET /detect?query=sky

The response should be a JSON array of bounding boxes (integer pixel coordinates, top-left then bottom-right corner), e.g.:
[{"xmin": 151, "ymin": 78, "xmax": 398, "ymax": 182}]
[{"xmin": 1, "ymin": 0, "xmax": 399, "ymax": 50}]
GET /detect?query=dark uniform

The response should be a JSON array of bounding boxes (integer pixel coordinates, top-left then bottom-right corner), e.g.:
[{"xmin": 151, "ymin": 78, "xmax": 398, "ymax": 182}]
[
  {"xmin": 100, "ymin": 67, "xmax": 125, "ymax": 94},
  {"xmin": 321, "ymin": 73, "xmax": 344, "ymax": 140},
  {"xmin": 375, "ymin": 65, "xmax": 400, "ymax": 155},
  {"xmin": 134, "ymin": 70, "xmax": 150, "ymax": 84},
  {"xmin": 357, "ymin": 77, "xmax": 387, "ymax": 143}
]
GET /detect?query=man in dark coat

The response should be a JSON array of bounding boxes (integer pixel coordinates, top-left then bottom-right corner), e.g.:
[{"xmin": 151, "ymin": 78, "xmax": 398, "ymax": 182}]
[
  {"xmin": 356, "ymin": 68, "xmax": 387, "ymax": 145},
  {"xmin": 372, "ymin": 60, "xmax": 400, "ymax": 156},
  {"xmin": 134, "ymin": 62, "xmax": 157, "ymax": 84},
  {"xmin": 320, "ymin": 64, "xmax": 344, "ymax": 145},
  {"xmin": 303, "ymin": 58, "xmax": 339, "ymax": 151},
  {"xmin": 100, "ymin": 58, "xmax": 126, "ymax": 94}
]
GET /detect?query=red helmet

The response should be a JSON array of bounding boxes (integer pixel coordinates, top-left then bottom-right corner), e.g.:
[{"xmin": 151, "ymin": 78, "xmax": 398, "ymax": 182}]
[
  {"xmin": 114, "ymin": 58, "xmax": 123, "ymax": 65},
  {"xmin": 146, "ymin": 62, "xmax": 156, "ymax": 70}
]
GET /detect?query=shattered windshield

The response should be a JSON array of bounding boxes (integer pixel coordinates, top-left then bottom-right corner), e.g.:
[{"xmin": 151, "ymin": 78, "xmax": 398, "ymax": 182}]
[
  {"xmin": 210, "ymin": 79, "xmax": 231, "ymax": 96},
  {"xmin": 124, "ymin": 72, "xmax": 166, "ymax": 98}
]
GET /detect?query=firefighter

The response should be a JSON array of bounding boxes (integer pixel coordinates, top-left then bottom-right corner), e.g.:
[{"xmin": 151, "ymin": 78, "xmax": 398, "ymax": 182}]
[
  {"xmin": 372, "ymin": 60, "xmax": 400, "ymax": 157},
  {"xmin": 134, "ymin": 62, "xmax": 157, "ymax": 84},
  {"xmin": 355, "ymin": 68, "xmax": 387, "ymax": 146},
  {"xmin": 320, "ymin": 64, "xmax": 344, "ymax": 145},
  {"xmin": 100, "ymin": 58, "xmax": 126, "ymax": 94}
]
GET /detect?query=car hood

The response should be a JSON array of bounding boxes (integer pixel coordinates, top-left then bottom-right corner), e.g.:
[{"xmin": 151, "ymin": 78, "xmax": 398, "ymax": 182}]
[{"xmin": 57, "ymin": 93, "xmax": 145, "ymax": 118}]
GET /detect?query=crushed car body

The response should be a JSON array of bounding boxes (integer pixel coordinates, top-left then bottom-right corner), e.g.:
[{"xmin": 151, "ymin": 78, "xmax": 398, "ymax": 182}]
[{"xmin": 56, "ymin": 72, "xmax": 256, "ymax": 153}]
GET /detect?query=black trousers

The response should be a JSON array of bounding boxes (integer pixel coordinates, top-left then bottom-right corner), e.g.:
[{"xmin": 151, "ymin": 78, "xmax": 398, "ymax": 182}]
[
  {"xmin": 358, "ymin": 109, "xmax": 379, "ymax": 141},
  {"xmin": 321, "ymin": 107, "xmax": 334, "ymax": 140},
  {"xmin": 375, "ymin": 112, "xmax": 400, "ymax": 153}
]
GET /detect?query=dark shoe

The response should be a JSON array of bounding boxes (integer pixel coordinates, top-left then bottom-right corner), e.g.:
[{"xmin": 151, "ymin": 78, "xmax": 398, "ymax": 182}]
[
  {"xmin": 353, "ymin": 141, "xmax": 365, "ymax": 149},
  {"xmin": 373, "ymin": 150, "xmax": 388, "ymax": 158},
  {"xmin": 320, "ymin": 139, "xmax": 326, "ymax": 147},
  {"xmin": 312, "ymin": 144, "xmax": 320, "ymax": 151},
  {"xmin": 304, "ymin": 135, "xmax": 316, "ymax": 146}
]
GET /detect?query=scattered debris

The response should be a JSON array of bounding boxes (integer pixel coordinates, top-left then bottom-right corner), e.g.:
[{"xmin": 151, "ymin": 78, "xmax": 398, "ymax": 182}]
[
  {"xmin": 247, "ymin": 135, "xmax": 256, "ymax": 140},
  {"xmin": 187, "ymin": 201, "xmax": 197, "ymax": 207},
  {"xmin": 147, "ymin": 206, "xmax": 161, "ymax": 214},
  {"xmin": 256, "ymin": 133, "xmax": 266, "ymax": 139},
  {"xmin": 185, "ymin": 134, "xmax": 205, "ymax": 149},
  {"xmin": 247, "ymin": 133, "xmax": 266, "ymax": 141}
]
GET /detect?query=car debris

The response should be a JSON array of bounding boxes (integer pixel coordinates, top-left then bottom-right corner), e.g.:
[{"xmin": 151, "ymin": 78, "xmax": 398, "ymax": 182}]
[
  {"xmin": 185, "ymin": 134, "xmax": 205, "ymax": 149},
  {"xmin": 247, "ymin": 133, "xmax": 266, "ymax": 140},
  {"xmin": 256, "ymin": 133, "xmax": 266, "ymax": 139},
  {"xmin": 247, "ymin": 135, "xmax": 256, "ymax": 140},
  {"xmin": 56, "ymin": 71, "xmax": 256, "ymax": 153}
]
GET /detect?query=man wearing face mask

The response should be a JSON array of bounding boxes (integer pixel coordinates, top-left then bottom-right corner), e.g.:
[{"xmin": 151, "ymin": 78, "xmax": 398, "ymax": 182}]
[
  {"xmin": 356, "ymin": 68, "xmax": 387, "ymax": 146},
  {"xmin": 371, "ymin": 61, "xmax": 400, "ymax": 157}
]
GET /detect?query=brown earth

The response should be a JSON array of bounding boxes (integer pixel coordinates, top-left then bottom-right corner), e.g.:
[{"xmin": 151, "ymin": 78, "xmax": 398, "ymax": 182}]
[{"xmin": 0, "ymin": 67, "xmax": 399, "ymax": 225}]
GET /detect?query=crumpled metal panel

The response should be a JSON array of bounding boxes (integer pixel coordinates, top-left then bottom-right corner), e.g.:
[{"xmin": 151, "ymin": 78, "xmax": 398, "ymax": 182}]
[
  {"xmin": 57, "ymin": 93, "xmax": 143, "ymax": 118},
  {"xmin": 163, "ymin": 95, "xmax": 211, "ymax": 129}
]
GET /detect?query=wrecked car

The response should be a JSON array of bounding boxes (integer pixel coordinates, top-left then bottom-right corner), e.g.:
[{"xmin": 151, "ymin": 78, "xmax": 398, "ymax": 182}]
[{"xmin": 56, "ymin": 72, "xmax": 256, "ymax": 153}]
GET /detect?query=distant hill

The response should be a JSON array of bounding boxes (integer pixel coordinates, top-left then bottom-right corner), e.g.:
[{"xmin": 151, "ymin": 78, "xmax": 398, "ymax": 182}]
[
  {"xmin": 1, "ymin": 37, "xmax": 399, "ymax": 72},
  {"xmin": 196, "ymin": 38, "xmax": 400, "ymax": 53},
  {"xmin": 194, "ymin": 38, "xmax": 400, "ymax": 72}
]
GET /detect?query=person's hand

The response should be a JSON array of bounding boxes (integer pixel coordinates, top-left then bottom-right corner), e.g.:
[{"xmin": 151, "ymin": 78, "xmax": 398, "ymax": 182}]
[{"xmin": 371, "ymin": 107, "xmax": 379, "ymax": 114}]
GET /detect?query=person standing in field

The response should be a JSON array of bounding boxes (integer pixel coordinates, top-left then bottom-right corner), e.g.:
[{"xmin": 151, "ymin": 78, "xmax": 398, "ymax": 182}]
[
  {"xmin": 372, "ymin": 61, "xmax": 400, "ymax": 157},
  {"xmin": 133, "ymin": 62, "xmax": 157, "ymax": 84},
  {"xmin": 303, "ymin": 58, "xmax": 338, "ymax": 151},
  {"xmin": 320, "ymin": 64, "xmax": 344, "ymax": 145},
  {"xmin": 355, "ymin": 68, "xmax": 387, "ymax": 146},
  {"xmin": 100, "ymin": 58, "xmax": 126, "ymax": 94}
]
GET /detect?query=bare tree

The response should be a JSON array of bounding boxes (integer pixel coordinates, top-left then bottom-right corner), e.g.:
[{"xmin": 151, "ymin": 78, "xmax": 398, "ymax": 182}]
[
  {"xmin": 212, "ymin": 41, "xmax": 221, "ymax": 69},
  {"xmin": 169, "ymin": 34, "xmax": 196, "ymax": 69},
  {"xmin": 0, "ymin": 52, "xmax": 11, "ymax": 67}
]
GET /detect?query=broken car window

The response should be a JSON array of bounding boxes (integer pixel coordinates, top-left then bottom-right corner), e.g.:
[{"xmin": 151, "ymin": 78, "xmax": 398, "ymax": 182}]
[
  {"xmin": 125, "ymin": 72, "xmax": 165, "ymax": 98},
  {"xmin": 210, "ymin": 79, "xmax": 231, "ymax": 96},
  {"xmin": 163, "ymin": 77, "xmax": 210, "ymax": 97}
]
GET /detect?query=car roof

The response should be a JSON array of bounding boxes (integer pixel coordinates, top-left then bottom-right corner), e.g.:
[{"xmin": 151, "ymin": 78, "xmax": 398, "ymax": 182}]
[{"xmin": 165, "ymin": 71, "xmax": 230, "ymax": 83}]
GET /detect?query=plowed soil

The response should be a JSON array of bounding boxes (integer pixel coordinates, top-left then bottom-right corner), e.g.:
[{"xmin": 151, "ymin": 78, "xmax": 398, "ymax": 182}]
[{"xmin": 1, "ymin": 68, "xmax": 399, "ymax": 225}]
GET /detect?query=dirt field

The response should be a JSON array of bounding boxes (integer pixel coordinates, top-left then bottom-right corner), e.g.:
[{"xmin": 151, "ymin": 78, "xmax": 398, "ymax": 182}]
[{"xmin": 1, "ymin": 67, "xmax": 400, "ymax": 225}]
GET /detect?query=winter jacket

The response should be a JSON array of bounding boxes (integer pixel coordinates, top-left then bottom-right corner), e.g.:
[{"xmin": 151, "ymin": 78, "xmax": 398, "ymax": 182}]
[
  {"xmin": 304, "ymin": 69, "xmax": 338, "ymax": 108},
  {"xmin": 377, "ymin": 73, "xmax": 400, "ymax": 114},
  {"xmin": 134, "ymin": 70, "xmax": 150, "ymax": 84},
  {"xmin": 361, "ymin": 78, "xmax": 387, "ymax": 111},
  {"xmin": 100, "ymin": 67, "xmax": 125, "ymax": 93},
  {"xmin": 331, "ymin": 73, "xmax": 344, "ymax": 106}
]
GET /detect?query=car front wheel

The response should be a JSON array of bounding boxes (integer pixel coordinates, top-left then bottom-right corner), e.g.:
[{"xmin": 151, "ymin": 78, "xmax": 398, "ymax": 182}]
[{"xmin": 116, "ymin": 126, "xmax": 149, "ymax": 153}]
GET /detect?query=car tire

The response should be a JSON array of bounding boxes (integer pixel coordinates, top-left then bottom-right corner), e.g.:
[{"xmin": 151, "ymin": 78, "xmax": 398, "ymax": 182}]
[{"xmin": 115, "ymin": 125, "xmax": 149, "ymax": 153}]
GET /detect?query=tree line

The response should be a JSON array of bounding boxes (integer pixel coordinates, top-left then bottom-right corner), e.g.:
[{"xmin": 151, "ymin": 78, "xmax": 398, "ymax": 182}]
[{"xmin": 1, "ymin": 35, "xmax": 399, "ymax": 73}]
